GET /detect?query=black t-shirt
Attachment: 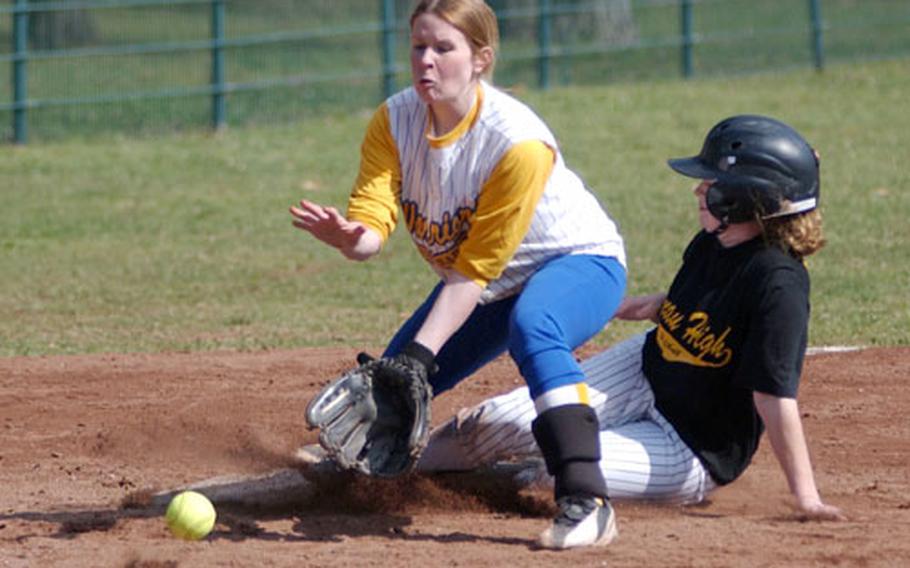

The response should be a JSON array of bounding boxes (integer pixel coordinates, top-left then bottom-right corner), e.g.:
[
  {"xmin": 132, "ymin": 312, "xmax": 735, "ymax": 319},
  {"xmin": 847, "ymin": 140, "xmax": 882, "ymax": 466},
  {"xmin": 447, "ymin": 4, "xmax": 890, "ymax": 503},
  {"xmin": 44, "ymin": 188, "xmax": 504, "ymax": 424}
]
[{"xmin": 642, "ymin": 231, "xmax": 810, "ymax": 485}]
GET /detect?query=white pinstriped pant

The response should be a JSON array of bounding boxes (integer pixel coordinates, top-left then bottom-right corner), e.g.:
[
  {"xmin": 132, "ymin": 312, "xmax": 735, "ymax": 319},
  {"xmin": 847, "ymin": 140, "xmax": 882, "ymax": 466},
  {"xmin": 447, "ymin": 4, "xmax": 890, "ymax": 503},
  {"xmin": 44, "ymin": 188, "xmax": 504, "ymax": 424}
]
[{"xmin": 417, "ymin": 333, "xmax": 717, "ymax": 504}]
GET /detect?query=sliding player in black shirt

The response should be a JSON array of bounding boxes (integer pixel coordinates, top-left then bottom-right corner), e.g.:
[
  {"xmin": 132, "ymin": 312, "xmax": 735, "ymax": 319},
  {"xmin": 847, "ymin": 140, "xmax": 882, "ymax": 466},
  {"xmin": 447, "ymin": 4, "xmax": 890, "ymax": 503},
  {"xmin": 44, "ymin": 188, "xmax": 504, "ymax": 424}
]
[{"xmin": 414, "ymin": 115, "xmax": 846, "ymax": 547}]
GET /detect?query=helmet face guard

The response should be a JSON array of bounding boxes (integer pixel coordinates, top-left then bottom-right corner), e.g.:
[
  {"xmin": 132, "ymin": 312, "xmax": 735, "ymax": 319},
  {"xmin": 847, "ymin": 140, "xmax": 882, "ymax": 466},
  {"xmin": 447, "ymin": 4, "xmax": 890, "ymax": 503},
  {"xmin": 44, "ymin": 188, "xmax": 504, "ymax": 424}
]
[{"xmin": 668, "ymin": 115, "xmax": 820, "ymax": 224}]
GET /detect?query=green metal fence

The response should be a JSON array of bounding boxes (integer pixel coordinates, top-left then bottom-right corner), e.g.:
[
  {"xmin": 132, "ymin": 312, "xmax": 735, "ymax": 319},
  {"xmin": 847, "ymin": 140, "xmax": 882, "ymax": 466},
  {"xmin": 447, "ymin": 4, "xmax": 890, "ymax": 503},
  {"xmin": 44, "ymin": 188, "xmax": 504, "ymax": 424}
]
[{"xmin": 2, "ymin": 0, "xmax": 909, "ymax": 143}]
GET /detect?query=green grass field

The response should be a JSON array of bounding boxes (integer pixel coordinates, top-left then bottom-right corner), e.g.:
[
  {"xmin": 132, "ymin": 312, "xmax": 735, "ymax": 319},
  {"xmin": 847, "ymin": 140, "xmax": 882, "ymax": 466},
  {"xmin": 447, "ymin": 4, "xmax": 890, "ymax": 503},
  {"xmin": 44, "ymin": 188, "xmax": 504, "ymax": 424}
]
[{"xmin": 1, "ymin": 58, "xmax": 908, "ymax": 357}]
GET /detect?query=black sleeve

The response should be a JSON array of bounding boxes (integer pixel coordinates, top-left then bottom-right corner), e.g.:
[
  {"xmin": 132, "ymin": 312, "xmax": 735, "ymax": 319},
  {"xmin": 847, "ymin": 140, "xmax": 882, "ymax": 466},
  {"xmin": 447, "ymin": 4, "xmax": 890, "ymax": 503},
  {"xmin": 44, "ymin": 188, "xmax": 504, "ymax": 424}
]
[{"xmin": 732, "ymin": 264, "xmax": 810, "ymax": 398}]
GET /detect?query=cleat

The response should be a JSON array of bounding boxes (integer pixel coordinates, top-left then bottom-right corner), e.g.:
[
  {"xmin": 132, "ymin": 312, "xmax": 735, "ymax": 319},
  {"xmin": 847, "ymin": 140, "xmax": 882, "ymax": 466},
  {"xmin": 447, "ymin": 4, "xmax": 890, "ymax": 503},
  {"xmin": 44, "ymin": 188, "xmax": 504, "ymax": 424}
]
[{"xmin": 538, "ymin": 495, "xmax": 618, "ymax": 549}]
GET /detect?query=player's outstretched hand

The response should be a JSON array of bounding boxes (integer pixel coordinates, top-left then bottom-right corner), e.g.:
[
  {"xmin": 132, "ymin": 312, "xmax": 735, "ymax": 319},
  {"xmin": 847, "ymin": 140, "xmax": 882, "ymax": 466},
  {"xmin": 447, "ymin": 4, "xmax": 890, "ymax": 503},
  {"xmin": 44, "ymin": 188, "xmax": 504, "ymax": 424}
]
[
  {"xmin": 796, "ymin": 498, "xmax": 847, "ymax": 522},
  {"xmin": 290, "ymin": 199, "xmax": 371, "ymax": 259}
]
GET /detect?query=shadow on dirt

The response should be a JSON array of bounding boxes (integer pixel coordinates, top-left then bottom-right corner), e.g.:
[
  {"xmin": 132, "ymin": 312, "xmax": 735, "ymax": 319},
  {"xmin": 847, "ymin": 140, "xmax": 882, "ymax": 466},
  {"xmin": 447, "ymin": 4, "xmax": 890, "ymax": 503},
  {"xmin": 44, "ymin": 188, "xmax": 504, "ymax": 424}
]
[
  {"xmin": 0, "ymin": 505, "xmax": 159, "ymax": 540},
  {"xmin": 0, "ymin": 464, "xmax": 553, "ymax": 547}
]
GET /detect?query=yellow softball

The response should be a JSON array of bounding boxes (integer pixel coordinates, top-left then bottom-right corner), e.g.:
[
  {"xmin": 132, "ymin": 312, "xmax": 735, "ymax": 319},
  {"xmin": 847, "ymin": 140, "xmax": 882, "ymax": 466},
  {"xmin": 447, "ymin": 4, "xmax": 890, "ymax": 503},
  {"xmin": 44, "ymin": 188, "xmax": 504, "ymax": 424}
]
[{"xmin": 165, "ymin": 490, "xmax": 217, "ymax": 541}]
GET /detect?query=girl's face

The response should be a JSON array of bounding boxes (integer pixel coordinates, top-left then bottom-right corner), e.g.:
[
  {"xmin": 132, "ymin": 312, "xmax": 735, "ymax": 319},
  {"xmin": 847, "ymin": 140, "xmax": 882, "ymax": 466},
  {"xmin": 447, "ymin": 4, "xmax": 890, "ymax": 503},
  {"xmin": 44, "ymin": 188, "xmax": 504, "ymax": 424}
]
[
  {"xmin": 694, "ymin": 180, "xmax": 724, "ymax": 233},
  {"xmin": 410, "ymin": 13, "xmax": 486, "ymax": 108},
  {"xmin": 694, "ymin": 180, "xmax": 762, "ymax": 245}
]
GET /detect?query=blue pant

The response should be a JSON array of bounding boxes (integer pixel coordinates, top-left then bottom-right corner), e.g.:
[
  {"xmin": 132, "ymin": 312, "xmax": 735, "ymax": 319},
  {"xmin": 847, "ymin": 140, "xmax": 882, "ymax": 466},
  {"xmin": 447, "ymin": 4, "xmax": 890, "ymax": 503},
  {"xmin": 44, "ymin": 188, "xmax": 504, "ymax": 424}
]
[{"xmin": 384, "ymin": 254, "xmax": 626, "ymax": 399}]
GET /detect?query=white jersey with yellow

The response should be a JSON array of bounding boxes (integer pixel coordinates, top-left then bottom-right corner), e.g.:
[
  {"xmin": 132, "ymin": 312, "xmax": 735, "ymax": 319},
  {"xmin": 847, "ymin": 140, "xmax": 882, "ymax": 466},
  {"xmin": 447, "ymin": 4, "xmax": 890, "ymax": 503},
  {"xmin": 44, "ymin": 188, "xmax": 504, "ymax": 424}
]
[{"xmin": 347, "ymin": 82, "xmax": 625, "ymax": 304}]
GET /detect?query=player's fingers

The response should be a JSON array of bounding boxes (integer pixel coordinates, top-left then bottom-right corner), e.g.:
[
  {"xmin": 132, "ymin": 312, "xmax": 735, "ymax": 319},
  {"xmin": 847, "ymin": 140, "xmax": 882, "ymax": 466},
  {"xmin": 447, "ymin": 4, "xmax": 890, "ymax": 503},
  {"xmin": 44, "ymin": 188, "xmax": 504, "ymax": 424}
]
[
  {"xmin": 615, "ymin": 297, "xmax": 646, "ymax": 320},
  {"xmin": 298, "ymin": 199, "xmax": 330, "ymax": 220},
  {"xmin": 810, "ymin": 510, "xmax": 846, "ymax": 522},
  {"xmin": 291, "ymin": 218, "xmax": 313, "ymax": 231},
  {"xmin": 820, "ymin": 506, "xmax": 848, "ymax": 522},
  {"xmin": 797, "ymin": 503, "xmax": 847, "ymax": 522},
  {"xmin": 289, "ymin": 205, "xmax": 308, "ymax": 219},
  {"xmin": 289, "ymin": 206, "xmax": 321, "ymax": 225},
  {"xmin": 324, "ymin": 206, "xmax": 346, "ymax": 224}
]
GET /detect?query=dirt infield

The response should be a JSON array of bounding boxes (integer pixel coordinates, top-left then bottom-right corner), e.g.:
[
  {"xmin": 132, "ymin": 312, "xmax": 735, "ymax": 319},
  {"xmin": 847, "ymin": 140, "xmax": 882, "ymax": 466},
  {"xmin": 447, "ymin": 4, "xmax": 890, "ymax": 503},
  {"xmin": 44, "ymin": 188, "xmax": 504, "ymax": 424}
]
[{"xmin": 1, "ymin": 346, "xmax": 908, "ymax": 567}]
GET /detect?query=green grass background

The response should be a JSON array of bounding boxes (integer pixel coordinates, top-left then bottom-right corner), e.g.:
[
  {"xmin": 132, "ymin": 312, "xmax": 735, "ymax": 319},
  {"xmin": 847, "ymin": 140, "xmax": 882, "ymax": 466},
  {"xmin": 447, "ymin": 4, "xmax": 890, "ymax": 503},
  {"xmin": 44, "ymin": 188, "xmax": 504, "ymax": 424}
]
[{"xmin": 2, "ymin": 57, "xmax": 908, "ymax": 356}]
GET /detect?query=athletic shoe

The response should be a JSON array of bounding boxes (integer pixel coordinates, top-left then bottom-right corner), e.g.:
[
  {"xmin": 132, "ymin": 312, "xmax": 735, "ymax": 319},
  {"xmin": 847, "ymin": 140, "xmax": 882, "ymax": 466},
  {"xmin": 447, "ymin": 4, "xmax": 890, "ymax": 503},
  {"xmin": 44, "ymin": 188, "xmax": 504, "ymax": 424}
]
[{"xmin": 538, "ymin": 494, "xmax": 618, "ymax": 549}]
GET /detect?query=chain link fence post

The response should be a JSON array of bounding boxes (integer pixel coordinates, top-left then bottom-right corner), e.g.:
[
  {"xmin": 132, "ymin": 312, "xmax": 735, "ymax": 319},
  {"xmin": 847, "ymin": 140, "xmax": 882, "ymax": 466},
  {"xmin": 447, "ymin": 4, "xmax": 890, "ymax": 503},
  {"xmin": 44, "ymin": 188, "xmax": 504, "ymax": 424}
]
[
  {"xmin": 381, "ymin": 0, "xmax": 396, "ymax": 98},
  {"xmin": 680, "ymin": 0, "xmax": 693, "ymax": 78},
  {"xmin": 537, "ymin": 0, "xmax": 551, "ymax": 89},
  {"xmin": 809, "ymin": 0, "xmax": 825, "ymax": 70},
  {"xmin": 12, "ymin": 0, "xmax": 29, "ymax": 144},
  {"xmin": 211, "ymin": 0, "xmax": 226, "ymax": 130}
]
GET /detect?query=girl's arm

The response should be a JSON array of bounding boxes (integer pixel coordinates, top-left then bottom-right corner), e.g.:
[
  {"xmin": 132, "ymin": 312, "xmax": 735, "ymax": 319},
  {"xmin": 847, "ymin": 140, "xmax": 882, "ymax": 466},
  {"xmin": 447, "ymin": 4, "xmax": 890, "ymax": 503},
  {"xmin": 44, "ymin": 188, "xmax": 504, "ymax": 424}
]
[
  {"xmin": 413, "ymin": 271, "xmax": 484, "ymax": 354},
  {"xmin": 753, "ymin": 392, "xmax": 846, "ymax": 521},
  {"xmin": 614, "ymin": 293, "xmax": 666, "ymax": 323}
]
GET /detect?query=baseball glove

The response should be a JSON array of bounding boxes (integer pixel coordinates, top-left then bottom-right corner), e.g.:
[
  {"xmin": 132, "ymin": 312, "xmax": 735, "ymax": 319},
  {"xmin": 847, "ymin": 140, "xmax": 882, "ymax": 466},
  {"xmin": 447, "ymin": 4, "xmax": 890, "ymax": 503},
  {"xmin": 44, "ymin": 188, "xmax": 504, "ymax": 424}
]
[{"xmin": 304, "ymin": 342, "xmax": 436, "ymax": 477}]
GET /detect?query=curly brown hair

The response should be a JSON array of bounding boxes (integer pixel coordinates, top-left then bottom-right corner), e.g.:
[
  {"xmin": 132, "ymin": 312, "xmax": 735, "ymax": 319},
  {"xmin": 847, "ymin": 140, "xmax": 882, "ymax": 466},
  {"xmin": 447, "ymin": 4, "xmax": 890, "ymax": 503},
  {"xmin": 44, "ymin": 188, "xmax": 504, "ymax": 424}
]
[{"xmin": 759, "ymin": 208, "xmax": 826, "ymax": 259}]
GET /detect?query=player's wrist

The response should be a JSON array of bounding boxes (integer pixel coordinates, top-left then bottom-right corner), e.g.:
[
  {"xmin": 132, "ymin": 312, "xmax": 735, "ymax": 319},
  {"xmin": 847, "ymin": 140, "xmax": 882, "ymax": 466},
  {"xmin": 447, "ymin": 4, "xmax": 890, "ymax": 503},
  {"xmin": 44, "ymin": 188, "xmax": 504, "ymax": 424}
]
[
  {"xmin": 400, "ymin": 341, "xmax": 438, "ymax": 376},
  {"xmin": 794, "ymin": 490, "xmax": 822, "ymax": 510},
  {"xmin": 338, "ymin": 225, "xmax": 382, "ymax": 261}
]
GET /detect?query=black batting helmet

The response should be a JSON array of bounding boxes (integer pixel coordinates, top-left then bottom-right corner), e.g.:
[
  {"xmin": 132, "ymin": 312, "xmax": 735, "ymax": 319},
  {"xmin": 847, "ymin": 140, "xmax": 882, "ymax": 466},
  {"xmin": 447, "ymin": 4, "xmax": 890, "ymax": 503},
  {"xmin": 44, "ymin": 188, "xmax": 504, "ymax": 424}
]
[{"xmin": 668, "ymin": 115, "xmax": 820, "ymax": 224}]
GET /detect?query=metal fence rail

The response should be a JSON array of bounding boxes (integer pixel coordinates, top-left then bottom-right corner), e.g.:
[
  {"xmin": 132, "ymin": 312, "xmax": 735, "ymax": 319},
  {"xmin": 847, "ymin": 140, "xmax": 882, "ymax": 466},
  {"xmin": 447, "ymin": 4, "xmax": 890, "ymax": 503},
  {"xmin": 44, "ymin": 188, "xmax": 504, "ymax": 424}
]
[{"xmin": 2, "ymin": 0, "xmax": 909, "ymax": 143}]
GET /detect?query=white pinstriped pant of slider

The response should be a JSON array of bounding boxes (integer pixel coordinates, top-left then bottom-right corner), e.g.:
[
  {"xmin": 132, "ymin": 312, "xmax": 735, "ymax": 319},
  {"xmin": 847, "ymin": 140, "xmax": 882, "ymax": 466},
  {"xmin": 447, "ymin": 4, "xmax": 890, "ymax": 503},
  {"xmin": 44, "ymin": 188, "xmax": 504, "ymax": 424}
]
[{"xmin": 417, "ymin": 333, "xmax": 717, "ymax": 504}]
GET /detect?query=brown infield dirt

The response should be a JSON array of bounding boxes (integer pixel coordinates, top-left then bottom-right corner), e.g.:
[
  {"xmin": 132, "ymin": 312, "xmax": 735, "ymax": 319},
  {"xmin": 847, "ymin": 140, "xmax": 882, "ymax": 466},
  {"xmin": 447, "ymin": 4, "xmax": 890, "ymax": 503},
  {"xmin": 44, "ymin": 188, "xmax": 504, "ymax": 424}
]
[{"xmin": 1, "ymin": 345, "xmax": 909, "ymax": 567}]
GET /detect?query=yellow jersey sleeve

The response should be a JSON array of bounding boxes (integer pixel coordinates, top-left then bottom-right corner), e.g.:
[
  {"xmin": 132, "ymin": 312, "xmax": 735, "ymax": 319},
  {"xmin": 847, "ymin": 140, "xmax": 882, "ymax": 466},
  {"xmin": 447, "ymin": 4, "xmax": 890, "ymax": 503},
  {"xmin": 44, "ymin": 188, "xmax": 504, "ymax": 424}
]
[
  {"xmin": 452, "ymin": 140, "xmax": 554, "ymax": 286},
  {"xmin": 346, "ymin": 103, "xmax": 401, "ymax": 243}
]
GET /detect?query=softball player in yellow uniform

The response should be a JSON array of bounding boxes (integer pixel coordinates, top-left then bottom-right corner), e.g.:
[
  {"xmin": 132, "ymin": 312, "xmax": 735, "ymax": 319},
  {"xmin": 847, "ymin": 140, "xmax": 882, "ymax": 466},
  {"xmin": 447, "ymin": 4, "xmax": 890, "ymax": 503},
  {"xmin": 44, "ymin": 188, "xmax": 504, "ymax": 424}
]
[{"xmin": 291, "ymin": 0, "xmax": 625, "ymax": 549}]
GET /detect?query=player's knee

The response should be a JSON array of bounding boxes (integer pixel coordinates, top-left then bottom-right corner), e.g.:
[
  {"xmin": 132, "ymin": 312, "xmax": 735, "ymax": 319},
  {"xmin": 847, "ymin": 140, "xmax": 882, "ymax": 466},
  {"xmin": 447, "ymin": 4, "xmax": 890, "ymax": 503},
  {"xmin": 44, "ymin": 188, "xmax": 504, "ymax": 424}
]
[{"xmin": 532, "ymin": 404, "xmax": 607, "ymax": 499}]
